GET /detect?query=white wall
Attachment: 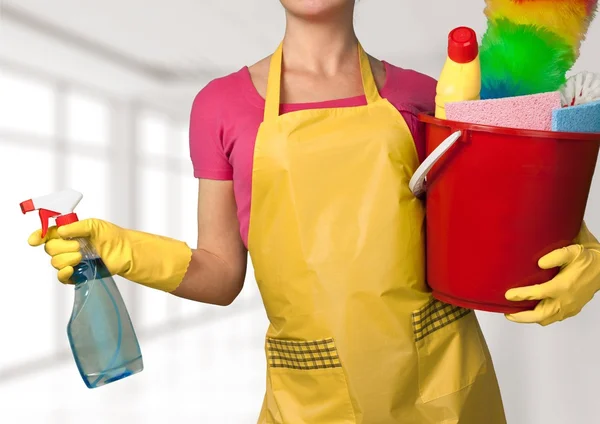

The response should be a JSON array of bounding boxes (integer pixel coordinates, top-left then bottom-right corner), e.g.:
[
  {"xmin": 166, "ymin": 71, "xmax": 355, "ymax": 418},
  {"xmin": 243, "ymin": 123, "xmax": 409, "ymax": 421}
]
[{"xmin": 1, "ymin": 1, "xmax": 600, "ymax": 423}]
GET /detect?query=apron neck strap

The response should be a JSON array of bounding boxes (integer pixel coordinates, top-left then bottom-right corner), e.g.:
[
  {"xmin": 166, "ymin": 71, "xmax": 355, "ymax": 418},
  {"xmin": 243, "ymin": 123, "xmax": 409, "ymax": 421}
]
[
  {"xmin": 263, "ymin": 41, "xmax": 382, "ymax": 122},
  {"xmin": 358, "ymin": 43, "xmax": 382, "ymax": 106},
  {"xmin": 264, "ymin": 42, "xmax": 284, "ymax": 123}
]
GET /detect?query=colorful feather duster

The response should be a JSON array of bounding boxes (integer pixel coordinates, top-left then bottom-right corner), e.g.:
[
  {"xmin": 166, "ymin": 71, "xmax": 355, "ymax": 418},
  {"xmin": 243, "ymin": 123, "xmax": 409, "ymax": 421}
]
[{"xmin": 480, "ymin": 0, "xmax": 598, "ymax": 99}]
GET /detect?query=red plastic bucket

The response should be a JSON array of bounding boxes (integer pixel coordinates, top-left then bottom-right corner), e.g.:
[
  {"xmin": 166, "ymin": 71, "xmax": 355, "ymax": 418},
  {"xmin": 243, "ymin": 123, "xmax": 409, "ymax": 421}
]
[{"xmin": 411, "ymin": 113, "xmax": 600, "ymax": 313}]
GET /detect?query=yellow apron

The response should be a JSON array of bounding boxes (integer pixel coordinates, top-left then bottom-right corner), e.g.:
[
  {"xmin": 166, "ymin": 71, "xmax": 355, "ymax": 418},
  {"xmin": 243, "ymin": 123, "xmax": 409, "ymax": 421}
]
[{"xmin": 247, "ymin": 42, "xmax": 507, "ymax": 424}]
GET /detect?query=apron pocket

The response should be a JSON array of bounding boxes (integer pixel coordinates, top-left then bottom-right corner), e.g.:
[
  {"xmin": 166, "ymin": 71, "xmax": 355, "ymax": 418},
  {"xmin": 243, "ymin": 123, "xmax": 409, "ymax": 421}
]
[
  {"xmin": 266, "ymin": 337, "xmax": 357, "ymax": 424},
  {"xmin": 412, "ymin": 299, "xmax": 487, "ymax": 403}
]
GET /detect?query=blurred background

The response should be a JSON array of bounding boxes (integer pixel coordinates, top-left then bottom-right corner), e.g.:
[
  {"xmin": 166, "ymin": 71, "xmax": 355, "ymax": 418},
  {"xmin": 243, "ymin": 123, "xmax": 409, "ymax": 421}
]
[{"xmin": 0, "ymin": 1, "xmax": 599, "ymax": 423}]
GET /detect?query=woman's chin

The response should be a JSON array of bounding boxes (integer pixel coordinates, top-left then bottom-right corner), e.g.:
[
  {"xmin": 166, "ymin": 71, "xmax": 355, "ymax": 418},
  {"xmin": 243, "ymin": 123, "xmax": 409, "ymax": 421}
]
[{"xmin": 281, "ymin": 0, "xmax": 353, "ymax": 21}]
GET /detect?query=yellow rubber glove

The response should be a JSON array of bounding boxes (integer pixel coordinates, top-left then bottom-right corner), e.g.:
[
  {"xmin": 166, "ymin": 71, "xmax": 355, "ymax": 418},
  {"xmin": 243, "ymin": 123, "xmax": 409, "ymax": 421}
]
[
  {"xmin": 505, "ymin": 221, "xmax": 600, "ymax": 326},
  {"xmin": 28, "ymin": 218, "xmax": 192, "ymax": 292}
]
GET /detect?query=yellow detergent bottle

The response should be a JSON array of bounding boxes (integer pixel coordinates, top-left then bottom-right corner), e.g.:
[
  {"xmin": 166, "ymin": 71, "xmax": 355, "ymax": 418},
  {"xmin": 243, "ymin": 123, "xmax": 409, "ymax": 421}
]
[{"xmin": 435, "ymin": 26, "xmax": 481, "ymax": 119}]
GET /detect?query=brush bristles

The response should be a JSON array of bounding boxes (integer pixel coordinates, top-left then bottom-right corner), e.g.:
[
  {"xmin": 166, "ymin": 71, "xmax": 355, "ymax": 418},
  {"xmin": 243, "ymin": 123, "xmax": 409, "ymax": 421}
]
[
  {"xmin": 481, "ymin": 19, "xmax": 575, "ymax": 99},
  {"xmin": 480, "ymin": 0, "xmax": 597, "ymax": 99},
  {"xmin": 484, "ymin": 0, "xmax": 597, "ymax": 54}
]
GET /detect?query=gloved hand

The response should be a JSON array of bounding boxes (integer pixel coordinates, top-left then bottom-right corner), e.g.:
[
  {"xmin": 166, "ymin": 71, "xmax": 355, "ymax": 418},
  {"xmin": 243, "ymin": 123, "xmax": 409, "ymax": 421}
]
[
  {"xmin": 28, "ymin": 218, "xmax": 192, "ymax": 292},
  {"xmin": 505, "ymin": 221, "xmax": 600, "ymax": 326}
]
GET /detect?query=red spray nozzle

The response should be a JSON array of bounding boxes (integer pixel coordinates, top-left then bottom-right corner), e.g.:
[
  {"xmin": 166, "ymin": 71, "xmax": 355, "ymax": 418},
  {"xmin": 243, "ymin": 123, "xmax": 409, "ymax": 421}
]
[
  {"xmin": 20, "ymin": 189, "xmax": 83, "ymax": 238},
  {"xmin": 20, "ymin": 199, "xmax": 35, "ymax": 214}
]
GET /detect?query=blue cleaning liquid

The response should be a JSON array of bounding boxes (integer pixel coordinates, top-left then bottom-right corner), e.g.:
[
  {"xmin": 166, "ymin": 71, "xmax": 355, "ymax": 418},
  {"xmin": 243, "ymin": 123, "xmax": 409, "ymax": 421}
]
[{"xmin": 68, "ymin": 239, "xmax": 143, "ymax": 388}]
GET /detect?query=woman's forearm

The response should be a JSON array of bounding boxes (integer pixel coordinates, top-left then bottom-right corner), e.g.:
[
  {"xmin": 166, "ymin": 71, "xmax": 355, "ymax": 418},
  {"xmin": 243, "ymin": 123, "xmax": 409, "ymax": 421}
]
[{"xmin": 170, "ymin": 248, "xmax": 246, "ymax": 306}]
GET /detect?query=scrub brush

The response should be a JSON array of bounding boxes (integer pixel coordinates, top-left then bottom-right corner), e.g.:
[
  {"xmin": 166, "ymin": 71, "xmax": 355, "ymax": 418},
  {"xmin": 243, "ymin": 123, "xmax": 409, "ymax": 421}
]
[
  {"xmin": 560, "ymin": 71, "xmax": 600, "ymax": 106},
  {"xmin": 480, "ymin": 0, "xmax": 599, "ymax": 100}
]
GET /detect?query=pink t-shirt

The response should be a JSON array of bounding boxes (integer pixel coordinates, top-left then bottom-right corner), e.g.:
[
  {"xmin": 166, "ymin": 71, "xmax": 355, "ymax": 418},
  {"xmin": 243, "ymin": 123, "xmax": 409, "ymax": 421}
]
[{"xmin": 190, "ymin": 62, "xmax": 436, "ymax": 248}]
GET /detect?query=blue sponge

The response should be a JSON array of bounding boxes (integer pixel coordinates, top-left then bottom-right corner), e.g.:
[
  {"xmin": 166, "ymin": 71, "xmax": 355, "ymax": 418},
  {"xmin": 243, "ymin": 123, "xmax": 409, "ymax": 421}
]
[{"xmin": 552, "ymin": 100, "xmax": 600, "ymax": 133}]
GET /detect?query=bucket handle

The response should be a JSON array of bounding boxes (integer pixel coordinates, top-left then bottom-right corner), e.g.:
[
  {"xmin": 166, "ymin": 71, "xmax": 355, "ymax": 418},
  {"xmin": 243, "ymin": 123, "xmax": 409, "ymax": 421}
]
[{"xmin": 409, "ymin": 130, "xmax": 463, "ymax": 197}]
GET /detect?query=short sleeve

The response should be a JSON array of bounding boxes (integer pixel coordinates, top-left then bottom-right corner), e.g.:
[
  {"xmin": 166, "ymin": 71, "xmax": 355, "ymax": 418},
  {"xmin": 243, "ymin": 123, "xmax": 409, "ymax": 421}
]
[
  {"xmin": 382, "ymin": 65, "xmax": 436, "ymax": 165},
  {"xmin": 189, "ymin": 82, "xmax": 234, "ymax": 180}
]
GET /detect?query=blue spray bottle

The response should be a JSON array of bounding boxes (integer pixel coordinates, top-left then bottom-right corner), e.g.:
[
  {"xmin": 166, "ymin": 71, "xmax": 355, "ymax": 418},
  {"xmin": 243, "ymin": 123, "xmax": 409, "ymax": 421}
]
[{"xmin": 20, "ymin": 189, "xmax": 143, "ymax": 388}]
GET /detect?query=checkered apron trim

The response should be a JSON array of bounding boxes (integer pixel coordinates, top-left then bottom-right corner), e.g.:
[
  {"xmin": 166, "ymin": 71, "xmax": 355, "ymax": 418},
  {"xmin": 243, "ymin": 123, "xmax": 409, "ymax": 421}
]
[
  {"xmin": 412, "ymin": 299, "xmax": 473, "ymax": 343},
  {"xmin": 266, "ymin": 338, "xmax": 342, "ymax": 370}
]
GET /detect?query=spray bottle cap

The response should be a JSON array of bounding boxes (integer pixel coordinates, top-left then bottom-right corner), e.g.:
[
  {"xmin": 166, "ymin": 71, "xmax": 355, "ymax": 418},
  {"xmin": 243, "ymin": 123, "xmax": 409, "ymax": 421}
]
[
  {"xmin": 20, "ymin": 189, "xmax": 83, "ymax": 238},
  {"xmin": 448, "ymin": 26, "xmax": 478, "ymax": 64}
]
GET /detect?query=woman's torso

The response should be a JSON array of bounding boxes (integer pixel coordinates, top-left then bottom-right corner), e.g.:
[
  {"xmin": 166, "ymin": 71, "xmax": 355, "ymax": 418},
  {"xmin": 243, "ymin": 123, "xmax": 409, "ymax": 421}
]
[{"xmin": 189, "ymin": 62, "xmax": 437, "ymax": 247}]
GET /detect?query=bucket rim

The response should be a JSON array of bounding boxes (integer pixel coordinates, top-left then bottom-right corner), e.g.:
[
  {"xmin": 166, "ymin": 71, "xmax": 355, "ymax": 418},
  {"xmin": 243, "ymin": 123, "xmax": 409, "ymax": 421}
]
[{"xmin": 418, "ymin": 112, "xmax": 600, "ymax": 141}]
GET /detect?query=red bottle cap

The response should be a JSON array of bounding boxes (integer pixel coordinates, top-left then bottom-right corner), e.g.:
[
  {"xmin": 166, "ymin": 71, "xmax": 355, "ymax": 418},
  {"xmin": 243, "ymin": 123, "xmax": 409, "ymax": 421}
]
[
  {"xmin": 56, "ymin": 212, "xmax": 79, "ymax": 227},
  {"xmin": 448, "ymin": 27, "xmax": 478, "ymax": 64}
]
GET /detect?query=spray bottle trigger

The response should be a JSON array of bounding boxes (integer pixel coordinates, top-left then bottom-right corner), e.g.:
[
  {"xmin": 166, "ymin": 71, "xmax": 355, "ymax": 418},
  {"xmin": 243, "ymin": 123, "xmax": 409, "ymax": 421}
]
[{"xmin": 39, "ymin": 209, "xmax": 60, "ymax": 238}]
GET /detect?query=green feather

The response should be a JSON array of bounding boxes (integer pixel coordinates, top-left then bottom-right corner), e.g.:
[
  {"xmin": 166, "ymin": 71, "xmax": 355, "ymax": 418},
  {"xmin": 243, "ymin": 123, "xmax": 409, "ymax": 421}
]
[{"xmin": 480, "ymin": 18, "xmax": 576, "ymax": 99}]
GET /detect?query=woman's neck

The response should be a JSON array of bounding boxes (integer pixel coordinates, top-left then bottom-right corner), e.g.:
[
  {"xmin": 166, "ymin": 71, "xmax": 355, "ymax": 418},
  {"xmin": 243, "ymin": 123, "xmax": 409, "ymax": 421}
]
[{"xmin": 282, "ymin": 12, "xmax": 358, "ymax": 77}]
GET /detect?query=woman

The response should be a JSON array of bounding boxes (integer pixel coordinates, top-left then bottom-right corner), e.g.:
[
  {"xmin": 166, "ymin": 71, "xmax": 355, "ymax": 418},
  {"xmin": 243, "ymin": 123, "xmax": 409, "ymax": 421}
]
[{"xmin": 29, "ymin": 0, "xmax": 600, "ymax": 422}]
